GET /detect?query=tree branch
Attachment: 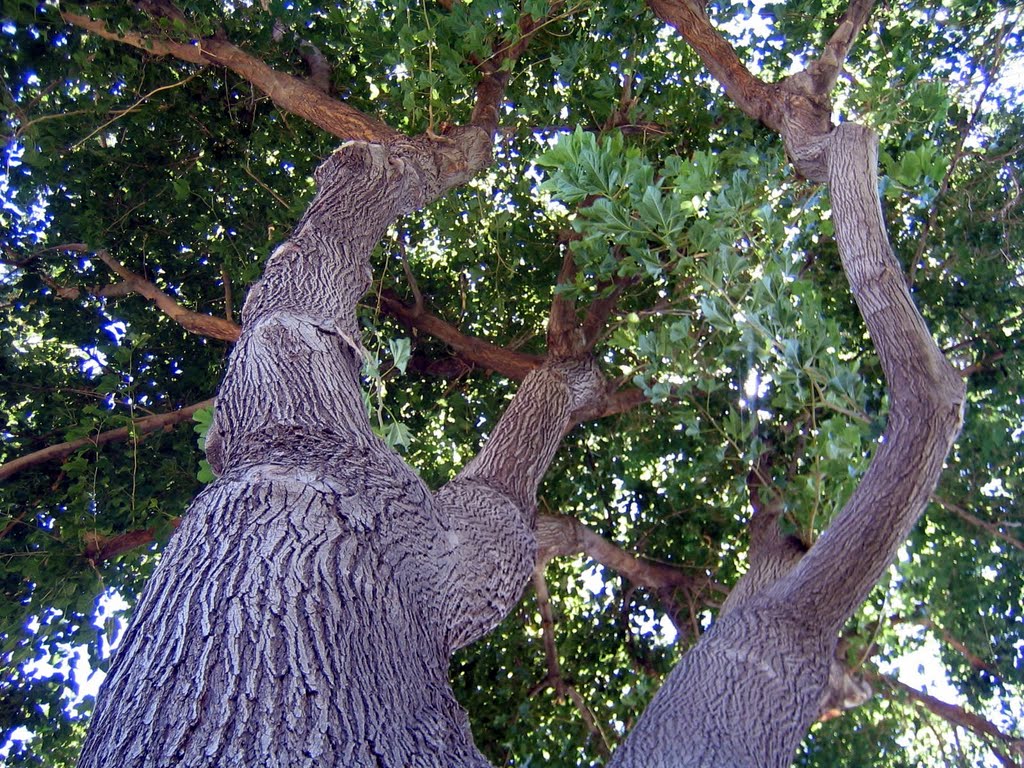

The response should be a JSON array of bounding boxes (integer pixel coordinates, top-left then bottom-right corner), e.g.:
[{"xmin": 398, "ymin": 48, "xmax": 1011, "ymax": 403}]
[
  {"xmin": 26, "ymin": 243, "xmax": 243, "ymax": 340},
  {"xmin": 645, "ymin": 0, "xmax": 777, "ymax": 128},
  {"xmin": 801, "ymin": 0, "xmax": 876, "ymax": 97},
  {"xmin": 380, "ymin": 287, "xmax": 648, "ymax": 420},
  {"xmin": 469, "ymin": 1, "xmax": 572, "ymax": 134},
  {"xmin": 61, "ymin": 10, "xmax": 399, "ymax": 142},
  {"xmin": 718, "ymin": 449, "xmax": 808, "ymax": 616},
  {"xmin": 904, "ymin": 616, "xmax": 998, "ymax": 676},
  {"xmin": 84, "ymin": 518, "xmax": 183, "ymax": 562},
  {"xmin": 547, "ymin": 248, "xmax": 585, "ymax": 359},
  {"xmin": 268, "ymin": 14, "xmax": 333, "ymax": 94},
  {"xmin": 867, "ymin": 671, "xmax": 1024, "ymax": 767},
  {"xmin": 572, "ymin": 385, "xmax": 647, "ymax": 425},
  {"xmin": 535, "ymin": 512, "xmax": 716, "ymax": 595},
  {"xmin": 529, "ymin": 565, "xmax": 613, "ymax": 759},
  {"xmin": 0, "ymin": 399, "xmax": 213, "ymax": 482},
  {"xmin": 649, "ymin": 0, "xmax": 877, "ymax": 174},
  {"xmin": 933, "ymin": 495, "xmax": 1024, "ymax": 553},
  {"xmin": 378, "ymin": 288, "xmax": 543, "ymax": 379},
  {"xmin": 92, "ymin": 249, "xmax": 242, "ymax": 341},
  {"xmin": 775, "ymin": 125, "xmax": 966, "ymax": 630}
]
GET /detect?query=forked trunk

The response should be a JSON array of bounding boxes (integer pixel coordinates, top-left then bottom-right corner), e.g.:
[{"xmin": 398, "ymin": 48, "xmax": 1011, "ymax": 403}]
[{"xmin": 78, "ymin": 139, "xmax": 597, "ymax": 767}]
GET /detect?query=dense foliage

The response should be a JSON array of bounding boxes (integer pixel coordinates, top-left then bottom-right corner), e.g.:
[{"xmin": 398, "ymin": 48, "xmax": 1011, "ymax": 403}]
[{"xmin": 1, "ymin": 0, "xmax": 1022, "ymax": 764}]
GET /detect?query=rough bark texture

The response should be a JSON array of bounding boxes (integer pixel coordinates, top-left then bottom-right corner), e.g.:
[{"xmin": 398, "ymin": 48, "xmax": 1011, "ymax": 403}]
[
  {"xmin": 74, "ymin": 9, "xmax": 966, "ymax": 759},
  {"xmin": 606, "ymin": 123, "xmax": 965, "ymax": 768},
  {"xmin": 77, "ymin": 140, "xmax": 601, "ymax": 768}
]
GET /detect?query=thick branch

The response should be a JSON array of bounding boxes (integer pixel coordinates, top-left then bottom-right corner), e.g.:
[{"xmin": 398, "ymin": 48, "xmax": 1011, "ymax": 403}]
[
  {"xmin": 649, "ymin": 0, "xmax": 877, "ymax": 173},
  {"xmin": 0, "ymin": 399, "xmax": 213, "ymax": 482},
  {"xmin": 535, "ymin": 513, "xmax": 701, "ymax": 591},
  {"xmin": 547, "ymin": 248, "xmax": 584, "ymax": 359},
  {"xmin": 608, "ymin": 124, "xmax": 965, "ymax": 768},
  {"xmin": 452, "ymin": 358, "xmax": 604, "ymax": 512},
  {"xmin": 646, "ymin": 0, "xmax": 777, "ymax": 129},
  {"xmin": 774, "ymin": 124, "xmax": 966, "ymax": 630},
  {"xmin": 809, "ymin": 0, "xmax": 876, "ymax": 94},
  {"xmin": 431, "ymin": 359, "xmax": 604, "ymax": 651},
  {"xmin": 571, "ymin": 382, "xmax": 647, "ymax": 425},
  {"xmin": 61, "ymin": 10, "xmax": 398, "ymax": 142},
  {"xmin": 718, "ymin": 454, "xmax": 808, "ymax": 616}
]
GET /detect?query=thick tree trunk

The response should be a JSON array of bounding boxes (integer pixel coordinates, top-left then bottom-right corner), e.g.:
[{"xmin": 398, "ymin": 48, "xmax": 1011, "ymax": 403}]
[
  {"xmin": 77, "ymin": 138, "xmax": 601, "ymax": 768},
  {"xmin": 608, "ymin": 123, "xmax": 965, "ymax": 768},
  {"xmin": 78, "ymin": 124, "xmax": 963, "ymax": 768}
]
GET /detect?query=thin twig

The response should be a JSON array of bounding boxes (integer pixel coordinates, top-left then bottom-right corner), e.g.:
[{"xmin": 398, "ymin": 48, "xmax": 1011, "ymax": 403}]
[{"xmin": 71, "ymin": 74, "xmax": 199, "ymax": 150}]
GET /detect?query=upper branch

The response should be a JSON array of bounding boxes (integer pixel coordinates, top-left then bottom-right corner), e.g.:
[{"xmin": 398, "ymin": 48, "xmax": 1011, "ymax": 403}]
[
  {"xmin": 868, "ymin": 672, "xmax": 1024, "ymax": 766},
  {"xmin": 468, "ymin": 0, "xmax": 568, "ymax": 134},
  {"xmin": 536, "ymin": 512, "xmax": 710, "ymax": 593},
  {"xmin": 648, "ymin": 0, "xmax": 877, "ymax": 158},
  {"xmin": 266, "ymin": 10, "xmax": 333, "ymax": 94},
  {"xmin": 61, "ymin": 9, "xmax": 399, "ymax": 142},
  {"xmin": 646, "ymin": 0, "xmax": 778, "ymax": 129},
  {"xmin": 94, "ymin": 249, "xmax": 241, "ymax": 341},
  {"xmin": 378, "ymin": 289, "xmax": 543, "ymax": 379},
  {"xmin": 36, "ymin": 244, "xmax": 242, "ymax": 341},
  {"xmin": 770, "ymin": 124, "xmax": 966, "ymax": 631},
  {"xmin": 0, "ymin": 399, "xmax": 213, "ymax": 482},
  {"xmin": 810, "ymin": 0, "xmax": 876, "ymax": 93}
]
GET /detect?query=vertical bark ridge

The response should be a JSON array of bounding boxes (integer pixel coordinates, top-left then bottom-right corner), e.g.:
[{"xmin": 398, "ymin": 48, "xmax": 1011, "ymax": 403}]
[{"xmin": 80, "ymin": 466, "xmax": 495, "ymax": 767}]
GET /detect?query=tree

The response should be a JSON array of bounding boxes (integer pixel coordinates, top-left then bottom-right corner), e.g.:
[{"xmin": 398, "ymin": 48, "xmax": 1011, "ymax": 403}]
[{"xmin": 1, "ymin": 0, "xmax": 1022, "ymax": 765}]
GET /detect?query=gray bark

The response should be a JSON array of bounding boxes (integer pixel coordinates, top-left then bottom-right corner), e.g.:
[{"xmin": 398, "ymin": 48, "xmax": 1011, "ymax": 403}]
[
  {"xmin": 77, "ymin": 138, "xmax": 601, "ymax": 768},
  {"xmin": 607, "ymin": 123, "xmax": 965, "ymax": 768},
  {"xmin": 79, "ymin": 124, "xmax": 963, "ymax": 768}
]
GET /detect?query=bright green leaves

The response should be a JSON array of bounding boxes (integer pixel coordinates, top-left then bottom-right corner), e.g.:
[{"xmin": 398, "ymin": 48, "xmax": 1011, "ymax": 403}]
[
  {"xmin": 362, "ymin": 331, "xmax": 415, "ymax": 451},
  {"xmin": 536, "ymin": 128, "xmax": 715, "ymax": 281},
  {"xmin": 536, "ymin": 125, "xmax": 879, "ymax": 545},
  {"xmin": 882, "ymin": 143, "xmax": 949, "ymax": 194}
]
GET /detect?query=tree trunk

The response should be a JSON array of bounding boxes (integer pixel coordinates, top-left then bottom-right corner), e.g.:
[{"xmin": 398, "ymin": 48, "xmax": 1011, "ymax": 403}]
[
  {"xmin": 77, "ymin": 138, "xmax": 602, "ymax": 768},
  {"xmin": 607, "ymin": 123, "xmax": 965, "ymax": 768},
  {"xmin": 78, "ymin": 126, "xmax": 963, "ymax": 767}
]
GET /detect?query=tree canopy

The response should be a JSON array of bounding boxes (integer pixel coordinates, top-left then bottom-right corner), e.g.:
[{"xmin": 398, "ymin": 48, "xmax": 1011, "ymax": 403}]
[{"xmin": 1, "ymin": 0, "xmax": 1023, "ymax": 765}]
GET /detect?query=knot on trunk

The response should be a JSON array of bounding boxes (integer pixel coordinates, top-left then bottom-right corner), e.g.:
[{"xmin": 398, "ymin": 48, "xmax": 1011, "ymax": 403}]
[
  {"xmin": 543, "ymin": 357, "xmax": 608, "ymax": 420},
  {"xmin": 783, "ymin": 129, "xmax": 832, "ymax": 183}
]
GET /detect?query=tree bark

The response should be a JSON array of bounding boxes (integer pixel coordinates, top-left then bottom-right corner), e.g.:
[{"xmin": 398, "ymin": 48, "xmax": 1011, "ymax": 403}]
[
  {"xmin": 607, "ymin": 123, "xmax": 965, "ymax": 768},
  {"xmin": 78, "ymin": 139, "xmax": 600, "ymax": 767}
]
